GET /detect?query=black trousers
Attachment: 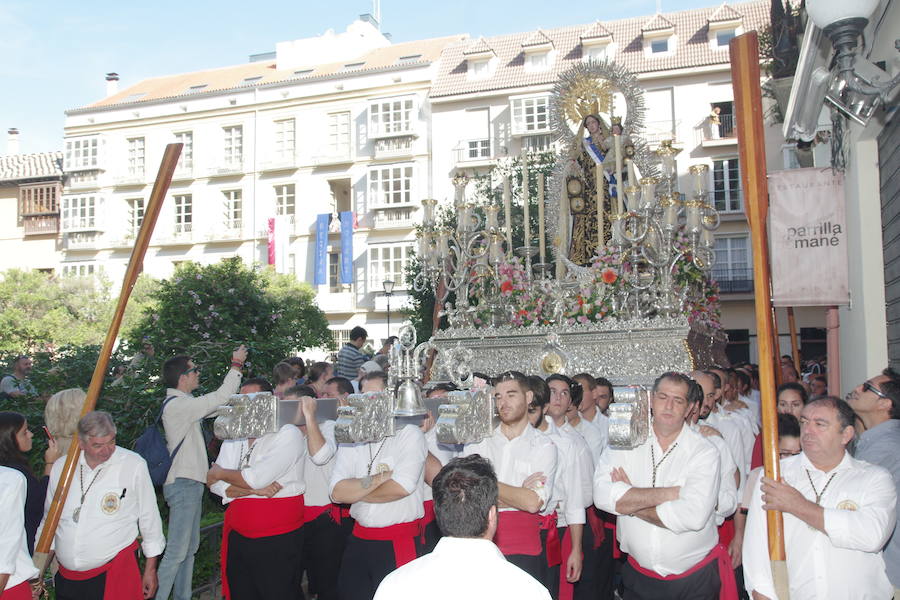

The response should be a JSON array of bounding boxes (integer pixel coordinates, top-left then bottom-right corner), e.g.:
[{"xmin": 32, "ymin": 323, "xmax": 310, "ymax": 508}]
[
  {"xmin": 622, "ymin": 557, "xmax": 720, "ymax": 600},
  {"xmin": 226, "ymin": 527, "xmax": 305, "ymax": 600},
  {"xmin": 54, "ymin": 571, "xmax": 107, "ymax": 600},
  {"xmin": 337, "ymin": 533, "xmax": 418, "ymax": 600},
  {"xmin": 574, "ymin": 518, "xmax": 604, "ymax": 600},
  {"xmin": 302, "ymin": 512, "xmax": 347, "ymax": 600},
  {"xmin": 420, "ymin": 518, "xmax": 442, "ymax": 555},
  {"xmin": 595, "ymin": 519, "xmax": 618, "ymax": 600}
]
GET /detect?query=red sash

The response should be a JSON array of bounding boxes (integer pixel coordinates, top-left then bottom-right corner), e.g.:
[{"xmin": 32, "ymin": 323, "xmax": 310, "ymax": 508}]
[
  {"xmin": 587, "ymin": 507, "xmax": 606, "ymax": 548},
  {"xmin": 558, "ymin": 527, "xmax": 574, "ymax": 600},
  {"xmin": 221, "ymin": 495, "xmax": 305, "ymax": 600},
  {"xmin": 627, "ymin": 543, "xmax": 738, "ymax": 600},
  {"xmin": 539, "ymin": 512, "xmax": 562, "ymax": 567},
  {"xmin": 2, "ymin": 581, "xmax": 33, "ymax": 600},
  {"xmin": 718, "ymin": 515, "xmax": 736, "ymax": 547},
  {"xmin": 603, "ymin": 519, "xmax": 622, "ymax": 559},
  {"xmin": 352, "ymin": 520, "xmax": 419, "ymax": 568},
  {"xmin": 304, "ymin": 502, "xmax": 341, "ymax": 525},
  {"xmin": 57, "ymin": 540, "xmax": 141, "ymax": 600},
  {"xmin": 494, "ymin": 510, "xmax": 542, "ymax": 557}
]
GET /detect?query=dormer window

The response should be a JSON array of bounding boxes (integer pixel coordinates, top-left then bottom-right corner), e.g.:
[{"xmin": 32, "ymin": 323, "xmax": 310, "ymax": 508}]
[
  {"xmin": 469, "ymin": 58, "xmax": 491, "ymax": 80},
  {"xmin": 716, "ymin": 29, "xmax": 736, "ymax": 46},
  {"xmin": 651, "ymin": 39, "xmax": 669, "ymax": 54},
  {"xmin": 583, "ymin": 43, "xmax": 609, "ymax": 62},
  {"xmin": 524, "ymin": 51, "xmax": 550, "ymax": 72}
]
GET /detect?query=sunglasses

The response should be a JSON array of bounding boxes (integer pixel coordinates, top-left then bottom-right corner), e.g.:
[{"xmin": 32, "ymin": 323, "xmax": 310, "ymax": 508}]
[
  {"xmin": 864, "ymin": 381, "xmax": 888, "ymax": 399},
  {"xmin": 183, "ymin": 366, "xmax": 201, "ymax": 376}
]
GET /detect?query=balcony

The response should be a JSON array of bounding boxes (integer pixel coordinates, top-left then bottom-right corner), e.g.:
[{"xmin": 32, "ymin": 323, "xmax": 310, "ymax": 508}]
[
  {"xmin": 259, "ymin": 155, "xmax": 298, "ymax": 173},
  {"xmin": 114, "ymin": 172, "xmax": 146, "ymax": 187},
  {"xmin": 313, "ymin": 150, "xmax": 353, "ymax": 167},
  {"xmin": 208, "ymin": 223, "xmax": 244, "ymax": 241},
  {"xmin": 711, "ymin": 267, "xmax": 753, "ymax": 294},
  {"xmin": 454, "ymin": 139, "xmax": 495, "ymax": 167},
  {"xmin": 65, "ymin": 172, "xmax": 100, "ymax": 191},
  {"xmin": 171, "ymin": 167, "xmax": 195, "ymax": 182},
  {"xmin": 167, "ymin": 223, "xmax": 194, "ymax": 244},
  {"xmin": 23, "ymin": 214, "xmax": 60, "ymax": 236},
  {"xmin": 108, "ymin": 235, "xmax": 138, "ymax": 249},
  {"xmin": 371, "ymin": 205, "xmax": 418, "ymax": 230},
  {"xmin": 373, "ymin": 135, "xmax": 416, "ymax": 160},
  {"xmin": 63, "ymin": 231, "xmax": 103, "ymax": 250},
  {"xmin": 207, "ymin": 163, "xmax": 244, "ymax": 178},
  {"xmin": 699, "ymin": 114, "xmax": 737, "ymax": 147},
  {"xmin": 643, "ymin": 120, "xmax": 681, "ymax": 147},
  {"xmin": 62, "ymin": 216, "xmax": 103, "ymax": 233}
]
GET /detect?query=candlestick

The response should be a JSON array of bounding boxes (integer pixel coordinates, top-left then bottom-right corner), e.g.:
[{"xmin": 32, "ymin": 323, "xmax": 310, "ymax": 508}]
[
  {"xmin": 626, "ymin": 159, "xmax": 640, "ymax": 204},
  {"xmin": 557, "ymin": 178, "xmax": 567, "ymax": 279},
  {"xmin": 614, "ymin": 134, "xmax": 624, "ymax": 214},
  {"xmin": 537, "ymin": 173, "xmax": 546, "ymax": 263},
  {"xmin": 522, "ymin": 149, "xmax": 530, "ymax": 248},
  {"xmin": 503, "ymin": 177, "xmax": 512, "ymax": 255},
  {"xmin": 596, "ymin": 162, "xmax": 605, "ymax": 251}
]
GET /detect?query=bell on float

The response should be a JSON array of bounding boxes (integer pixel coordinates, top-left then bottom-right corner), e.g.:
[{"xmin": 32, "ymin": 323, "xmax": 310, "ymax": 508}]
[{"xmin": 393, "ymin": 378, "xmax": 427, "ymax": 417}]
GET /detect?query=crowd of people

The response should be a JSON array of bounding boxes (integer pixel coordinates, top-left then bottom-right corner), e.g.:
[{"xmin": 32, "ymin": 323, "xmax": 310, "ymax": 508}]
[{"xmin": 1, "ymin": 331, "xmax": 899, "ymax": 600}]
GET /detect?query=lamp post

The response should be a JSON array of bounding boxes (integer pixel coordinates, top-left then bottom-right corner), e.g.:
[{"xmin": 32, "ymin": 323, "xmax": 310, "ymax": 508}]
[{"xmin": 383, "ymin": 279, "xmax": 395, "ymax": 337}]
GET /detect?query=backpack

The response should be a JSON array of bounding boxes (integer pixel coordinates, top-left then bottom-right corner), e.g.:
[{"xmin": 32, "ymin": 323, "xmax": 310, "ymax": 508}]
[{"xmin": 134, "ymin": 396, "xmax": 185, "ymax": 486}]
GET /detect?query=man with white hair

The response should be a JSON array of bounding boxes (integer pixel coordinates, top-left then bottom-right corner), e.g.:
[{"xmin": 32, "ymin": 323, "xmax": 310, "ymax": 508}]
[{"xmin": 38, "ymin": 411, "xmax": 165, "ymax": 600}]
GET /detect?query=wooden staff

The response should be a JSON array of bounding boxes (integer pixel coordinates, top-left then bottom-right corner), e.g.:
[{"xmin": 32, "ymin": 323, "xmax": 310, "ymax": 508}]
[
  {"xmin": 773, "ymin": 307, "xmax": 784, "ymax": 387},
  {"xmin": 787, "ymin": 307, "xmax": 801, "ymax": 374},
  {"xmin": 34, "ymin": 143, "xmax": 182, "ymax": 571},
  {"xmin": 730, "ymin": 32, "xmax": 790, "ymax": 598}
]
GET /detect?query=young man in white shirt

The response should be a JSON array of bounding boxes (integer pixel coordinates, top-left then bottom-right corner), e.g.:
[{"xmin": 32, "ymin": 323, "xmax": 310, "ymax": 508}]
[
  {"xmin": 373, "ymin": 455, "xmax": 551, "ymax": 600},
  {"xmin": 39, "ymin": 411, "xmax": 165, "ymax": 600},
  {"xmin": 0, "ymin": 466, "xmax": 39, "ymax": 600},
  {"xmin": 207, "ymin": 386, "xmax": 309, "ymax": 600},
  {"xmin": 743, "ymin": 396, "xmax": 897, "ymax": 600},
  {"xmin": 157, "ymin": 345, "xmax": 247, "ymax": 600},
  {"xmin": 462, "ymin": 371, "xmax": 559, "ymax": 584},
  {"xmin": 594, "ymin": 371, "xmax": 731, "ymax": 599},
  {"xmin": 329, "ymin": 411, "xmax": 427, "ymax": 600}
]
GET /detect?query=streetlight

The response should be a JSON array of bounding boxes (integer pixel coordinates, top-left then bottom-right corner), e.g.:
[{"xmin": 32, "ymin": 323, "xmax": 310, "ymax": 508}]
[{"xmin": 382, "ymin": 279, "xmax": 395, "ymax": 336}]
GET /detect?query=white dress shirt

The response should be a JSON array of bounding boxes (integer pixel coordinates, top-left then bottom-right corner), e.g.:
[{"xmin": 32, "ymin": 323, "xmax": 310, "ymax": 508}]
[
  {"xmin": 539, "ymin": 419, "xmax": 592, "ymax": 526},
  {"xmin": 594, "ymin": 424, "xmax": 721, "ymax": 575},
  {"xmin": 209, "ymin": 424, "xmax": 307, "ymax": 504},
  {"xmin": 743, "ymin": 452, "xmax": 897, "ymax": 600},
  {"xmin": 424, "ymin": 427, "xmax": 462, "ymax": 503},
  {"xmin": 0, "ymin": 467, "xmax": 38, "ymax": 589},
  {"xmin": 571, "ymin": 416, "xmax": 607, "ymax": 464},
  {"xmin": 704, "ymin": 409, "xmax": 751, "ymax": 484},
  {"xmin": 463, "ymin": 423, "xmax": 558, "ymax": 512},
  {"xmin": 163, "ymin": 368, "xmax": 242, "ymax": 485},
  {"xmin": 305, "ymin": 420, "xmax": 338, "ymax": 507},
  {"xmin": 373, "ymin": 536, "xmax": 551, "ymax": 600},
  {"xmin": 39, "ymin": 447, "xmax": 165, "ymax": 571},
  {"xmin": 691, "ymin": 423, "xmax": 739, "ymax": 524},
  {"xmin": 329, "ymin": 424, "xmax": 427, "ymax": 527}
]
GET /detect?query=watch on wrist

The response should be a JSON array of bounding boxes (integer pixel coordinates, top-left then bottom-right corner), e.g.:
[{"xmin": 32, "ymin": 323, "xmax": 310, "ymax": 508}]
[{"xmin": 361, "ymin": 475, "xmax": 373, "ymax": 489}]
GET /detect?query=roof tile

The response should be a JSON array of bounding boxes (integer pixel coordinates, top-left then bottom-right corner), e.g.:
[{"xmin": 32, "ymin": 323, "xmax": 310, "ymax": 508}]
[
  {"xmin": 522, "ymin": 30, "xmax": 554, "ymax": 48},
  {"xmin": 580, "ymin": 21, "xmax": 614, "ymax": 41},
  {"xmin": 0, "ymin": 152, "xmax": 64, "ymax": 182},
  {"xmin": 641, "ymin": 13, "xmax": 676, "ymax": 32},
  {"xmin": 462, "ymin": 37, "xmax": 495, "ymax": 56},
  {"xmin": 709, "ymin": 3, "xmax": 745, "ymax": 22}
]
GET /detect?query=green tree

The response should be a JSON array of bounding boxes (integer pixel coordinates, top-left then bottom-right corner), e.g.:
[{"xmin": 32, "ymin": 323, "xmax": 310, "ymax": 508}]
[{"xmin": 129, "ymin": 258, "xmax": 332, "ymax": 387}]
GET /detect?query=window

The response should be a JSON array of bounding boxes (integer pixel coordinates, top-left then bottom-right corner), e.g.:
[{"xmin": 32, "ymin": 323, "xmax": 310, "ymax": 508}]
[
  {"xmin": 18, "ymin": 183, "xmax": 60, "ymax": 216},
  {"xmin": 328, "ymin": 252, "xmax": 343, "ymax": 293},
  {"xmin": 583, "ymin": 44, "xmax": 608, "ymax": 62},
  {"xmin": 274, "ymin": 119, "xmax": 295, "ymax": 161},
  {"xmin": 331, "ymin": 329, "xmax": 353, "ymax": 348},
  {"xmin": 61, "ymin": 195, "xmax": 98, "ymax": 230},
  {"xmin": 712, "ymin": 236, "xmax": 751, "ymax": 292},
  {"xmin": 522, "ymin": 134, "xmax": 551, "ymax": 151},
  {"xmin": 174, "ymin": 194, "xmax": 192, "ymax": 233},
  {"xmin": 275, "ymin": 184, "xmax": 296, "ymax": 217},
  {"xmin": 525, "ymin": 51, "xmax": 550, "ymax": 72},
  {"xmin": 186, "ymin": 84, "xmax": 208, "ymax": 94},
  {"xmin": 175, "ymin": 131, "xmax": 193, "ymax": 170},
  {"xmin": 466, "ymin": 139, "xmax": 491, "ymax": 159},
  {"xmin": 327, "ymin": 112, "xmax": 351, "ymax": 157},
  {"xmin": 62, "ymin": 263, "xmax": 97, "ymax": 277},
  {"xmin": 369, "ymin": 165, "xmax": 414, "ymax": 207},
  {"xmin": 127, "ymin": 198, "xmax": 145, "ymax": 237},
  {"xmin": 469, "ymin": 58, "xmax": 490, "ymax": 79},
  {"xmin": 725, "ymin": 329, "xmax": 751, "ymax": 364},
  {"xmin": 511, "ymin": 97, "xmax": 549, "ymax": 134},
  {"xmin": 651, "ymin": 38, "xmax": 669, "ymax": 54},
  {"xmin": 127, "ymin": 137, "xmax": 145, "ymax": 177},
  {"xmin": 713, "ymin": 158, "xmax": 742, "ymax": 211},
  {"xmin": 288, "ymin": 253, "xmax": 296, "ymax": 276},
  {"xmin": 716, "ymin": 29, "xmax": 736, "ymax": 47},
  {"xmin": 65, "ymin": 137, "xmax": 99, "ymax": 170},
  {"xmin": 223, "ymin": 190, "xmax": 242, "ymax": 230},
  {"xmin": 370, "ymin": 98, "xmax": 414, "ymax": 136},
  {"xmin": 369, "ymin": 244, "xmax": 413, "ymax": 289},
  {"xmin": 223, "ymin": 126, "xmax": 243, "ymax": 167}
]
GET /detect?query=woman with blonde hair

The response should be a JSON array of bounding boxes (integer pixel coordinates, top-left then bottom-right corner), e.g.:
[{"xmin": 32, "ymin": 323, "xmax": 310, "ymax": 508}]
[{"xmin": 43, "ymin": 388, "xmax": 85, "ymax": 456}]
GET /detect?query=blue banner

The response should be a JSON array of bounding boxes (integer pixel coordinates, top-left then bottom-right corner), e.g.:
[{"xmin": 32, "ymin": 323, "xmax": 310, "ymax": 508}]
[
  {"xmin": 340, "ymin": 211, "xmax": 353, "ymax": 284},
  {"xmin": 314, "ymin": 213, "xmax": 329, "ymax": 285}
]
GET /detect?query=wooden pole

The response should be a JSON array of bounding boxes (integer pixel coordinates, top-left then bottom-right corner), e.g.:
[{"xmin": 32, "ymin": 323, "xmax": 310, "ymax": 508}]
[
  {"xmin": 826, "ymin": 306, "xmax": 841, "ymax": 395},
  {"xmin": 34, "ymin": 144, "xmax": 182, "ymax": 570},
  {"xmin": 730, "ymin": 32, "xmax": 790, "ymax": 598},
  {"xmin": 772, "ymin": 307, "xmax": 784, "ymax": 386},
  {"xmin": 787, "ymin": 307, "xmax": 801, "ymax": 374}
]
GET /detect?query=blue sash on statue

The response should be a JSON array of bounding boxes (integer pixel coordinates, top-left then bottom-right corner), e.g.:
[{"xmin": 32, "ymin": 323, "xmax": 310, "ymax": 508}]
[{"xmin": 582, "ymin": 137, "xmax": 617, "ymax": 198}]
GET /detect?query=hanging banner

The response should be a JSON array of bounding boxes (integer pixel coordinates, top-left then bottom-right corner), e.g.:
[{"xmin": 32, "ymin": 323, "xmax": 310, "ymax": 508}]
[
  {"xmin": 267, "ymin": 218, "xmax": 276, "ymax": 266},
  {"xmin": 340, "ymin": 211, "xmax": 354, "ymax": 284},
  {"xmin": 768, "ymin": 168, "xmax": 849, "ymax": 306},
  {"xmin": 274, "ymin": 215, "xmax": 290, "ymax": 274},
  {"xmin": 314, "ymin": 213, "xmax": 329, "ymax": 285}
]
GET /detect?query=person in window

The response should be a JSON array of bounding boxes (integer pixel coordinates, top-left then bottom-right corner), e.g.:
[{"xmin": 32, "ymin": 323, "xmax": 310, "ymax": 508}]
[{"xmin": 709, "ymin": 106, "xmax": 722, "ymax": 140}]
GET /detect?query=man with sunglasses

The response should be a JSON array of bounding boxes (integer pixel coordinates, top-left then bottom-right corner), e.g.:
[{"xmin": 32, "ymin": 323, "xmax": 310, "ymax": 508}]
[
  {"xmin": 848, "ymin": 369, "xmax": 900, "ymax": 594},
  {"xmin": 156, "ymin": 345, "xmax": 247, "ymax": 600}
]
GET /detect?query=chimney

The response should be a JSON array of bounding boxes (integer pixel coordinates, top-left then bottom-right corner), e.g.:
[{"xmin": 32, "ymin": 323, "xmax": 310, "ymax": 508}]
[
  {"xmin": 106, "ymin": 72, "xmax": 120, "ymax": 96},
  {"xmin": 7, "ymin": 128, "xmax": 19, "ymax": 155}
]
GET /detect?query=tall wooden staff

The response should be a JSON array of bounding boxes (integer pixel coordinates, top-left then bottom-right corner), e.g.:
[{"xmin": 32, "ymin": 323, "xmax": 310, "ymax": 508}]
[
  {"xmin": 730, "ymin": 33, "xmax": 790, "ymax": 598},
  {"xmin": 33, "ymin": 144, "xmax": 183, "ymax": 572},
  {"xmin": 787, "ymin": 307, "xmax": 801, "ymax": 373}
]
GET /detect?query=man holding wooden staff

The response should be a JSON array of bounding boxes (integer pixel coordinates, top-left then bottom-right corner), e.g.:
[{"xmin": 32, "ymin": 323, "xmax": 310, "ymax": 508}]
[
  {"xmin": 38, "ymin": 411, "xmax": 165, "ymax": 600},
  {"xmin": 742, "ymin": 396, "xmax": 897, "ymax": 599},
  {"xmin": 594, "ymin": 372, "xmax": 735, "ymax": 599}
]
